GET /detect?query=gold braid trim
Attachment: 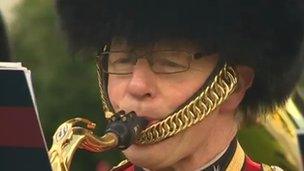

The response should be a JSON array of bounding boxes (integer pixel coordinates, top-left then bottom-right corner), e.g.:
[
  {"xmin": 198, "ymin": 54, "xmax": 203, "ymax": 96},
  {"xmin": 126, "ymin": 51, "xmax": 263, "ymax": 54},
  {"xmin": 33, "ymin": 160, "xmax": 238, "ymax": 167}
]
[
  {"xmin": 262, "ymin": 164, "xmax": 284, "ymax": 171},
  {"xmin": 226, "ymin": 142, "xmax": 245, "ymax": 171},
  {"xmin": 136, "ymin": 64, "xmax": 239, "ymax": 144},
  {"xmin": 96, "ymin": 62, "xmax": 114, "ymax": 119}
]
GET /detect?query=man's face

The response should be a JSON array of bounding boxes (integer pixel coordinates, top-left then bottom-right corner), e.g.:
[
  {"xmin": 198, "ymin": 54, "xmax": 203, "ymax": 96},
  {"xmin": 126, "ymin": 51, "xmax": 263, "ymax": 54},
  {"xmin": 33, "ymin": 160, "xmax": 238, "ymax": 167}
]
[{"xmin": 107, "ymin": 38, "xmax": 220, "ymax": 169}]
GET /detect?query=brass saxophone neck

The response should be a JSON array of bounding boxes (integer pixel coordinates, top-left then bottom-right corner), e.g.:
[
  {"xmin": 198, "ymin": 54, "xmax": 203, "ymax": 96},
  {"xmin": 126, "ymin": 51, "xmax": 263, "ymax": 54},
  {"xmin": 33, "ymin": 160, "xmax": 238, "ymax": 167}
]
[{"xmin": 48, "ymin": 112, "xmax": 148, "ymax": 171}]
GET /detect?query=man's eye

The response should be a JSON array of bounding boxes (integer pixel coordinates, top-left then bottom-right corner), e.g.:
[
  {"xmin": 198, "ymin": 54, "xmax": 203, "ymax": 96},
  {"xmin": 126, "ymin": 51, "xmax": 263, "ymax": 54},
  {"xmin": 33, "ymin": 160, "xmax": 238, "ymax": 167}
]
[
  {"xmin": 158, "ymin": 58, "xmax": 186, "ymax": 68},
  {"xmin": 109, "ymin": 53, "xmax": 133, "ymax": 65},
  {"xmin": 112, "ymin": 57, "xmax": 132, "ymax": 64}
]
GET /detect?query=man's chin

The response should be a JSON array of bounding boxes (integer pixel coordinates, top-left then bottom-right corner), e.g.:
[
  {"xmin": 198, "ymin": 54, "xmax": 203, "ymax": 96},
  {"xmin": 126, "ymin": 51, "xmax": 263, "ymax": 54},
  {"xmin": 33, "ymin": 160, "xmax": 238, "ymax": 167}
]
[
  {"xmin": 122, "ymin": 134, "xmax": 181, "ymax": 167},
  {"xmin": 123, "ymin": 153, "xmax": 165, "ymax": 170},
  {"xmin": 122, "ymin": 141, "xmax": 168, "ymax": 165},
  {"xmin": 122, "ymin": 145, "xmax": 156, "ymax": 168},
  {"xmin": 123, "ymin": 142, "xmax": 155, "ymax": 154}
]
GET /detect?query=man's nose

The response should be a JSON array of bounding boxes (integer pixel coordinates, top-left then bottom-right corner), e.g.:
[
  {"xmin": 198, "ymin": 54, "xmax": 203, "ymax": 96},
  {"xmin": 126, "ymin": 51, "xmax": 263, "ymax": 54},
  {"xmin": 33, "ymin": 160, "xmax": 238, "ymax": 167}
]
[{"xmin": 126, "ymin": 59, "xmax": 156, "ymax": 99}]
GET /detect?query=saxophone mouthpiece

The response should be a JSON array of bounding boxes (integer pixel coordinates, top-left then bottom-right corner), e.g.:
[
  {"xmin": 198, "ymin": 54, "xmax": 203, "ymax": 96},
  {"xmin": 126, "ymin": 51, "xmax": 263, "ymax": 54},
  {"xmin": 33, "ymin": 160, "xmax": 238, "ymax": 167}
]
[{"xmin": 105, "ymin": 111, "xmax": 148, "ymax": 149}]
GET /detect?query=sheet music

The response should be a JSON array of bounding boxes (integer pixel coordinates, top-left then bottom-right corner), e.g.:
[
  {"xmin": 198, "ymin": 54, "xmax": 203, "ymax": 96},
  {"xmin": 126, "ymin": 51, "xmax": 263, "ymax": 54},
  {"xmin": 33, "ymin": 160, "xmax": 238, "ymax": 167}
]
[
  {"xmin": 0, "ymin": 62, "xmax": 37, "ymax": 111},
  {"xmin": 0, "ymin": 62, "xmax": 36, "ymax": 110},
  {"xmin": 0, "ymin": 62, "xmax": 48, "ymax": 149},
  {"xmin": 0, "ymin": 62, "xmax": 22, "ymax": 68}
]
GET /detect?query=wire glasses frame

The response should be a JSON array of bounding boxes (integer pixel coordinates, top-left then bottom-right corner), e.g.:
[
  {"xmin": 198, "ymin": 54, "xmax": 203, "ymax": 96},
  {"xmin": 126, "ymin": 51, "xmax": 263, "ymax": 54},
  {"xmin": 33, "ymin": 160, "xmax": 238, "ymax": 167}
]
[{"xmin": 97, "ymin": 46, "xmax": 204, "ymax": 75}]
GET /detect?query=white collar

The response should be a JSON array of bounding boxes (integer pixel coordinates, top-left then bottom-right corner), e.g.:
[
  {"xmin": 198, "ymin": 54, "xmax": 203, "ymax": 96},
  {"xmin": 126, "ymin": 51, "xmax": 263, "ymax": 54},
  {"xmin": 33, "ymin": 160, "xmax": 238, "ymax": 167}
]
[{"xmin": 195, "ymin": 145, "xmax": 229, "ymax": 171}]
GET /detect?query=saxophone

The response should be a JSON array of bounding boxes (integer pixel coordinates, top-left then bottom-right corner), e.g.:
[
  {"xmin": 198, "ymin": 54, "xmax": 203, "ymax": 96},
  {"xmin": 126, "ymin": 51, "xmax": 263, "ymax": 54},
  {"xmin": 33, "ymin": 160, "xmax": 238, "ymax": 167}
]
[{"xmin": 48, "ymin": 111, "xmax": 148, "ymax": 171}]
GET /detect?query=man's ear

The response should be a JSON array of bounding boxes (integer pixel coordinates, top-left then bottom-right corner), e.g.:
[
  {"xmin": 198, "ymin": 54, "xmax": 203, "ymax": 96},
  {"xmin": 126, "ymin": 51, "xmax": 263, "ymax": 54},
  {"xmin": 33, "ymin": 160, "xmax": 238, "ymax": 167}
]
[{"xmin": 219, "ymin": 65, "xmax": 255, "ymax": 114}]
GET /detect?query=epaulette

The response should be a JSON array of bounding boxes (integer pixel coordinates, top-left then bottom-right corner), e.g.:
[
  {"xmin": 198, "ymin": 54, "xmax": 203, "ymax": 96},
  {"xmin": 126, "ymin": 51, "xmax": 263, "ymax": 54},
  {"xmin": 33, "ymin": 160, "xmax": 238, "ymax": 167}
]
[{"xmin": 261, "ymin": 164, "xmax": 284, "ymax": 171}]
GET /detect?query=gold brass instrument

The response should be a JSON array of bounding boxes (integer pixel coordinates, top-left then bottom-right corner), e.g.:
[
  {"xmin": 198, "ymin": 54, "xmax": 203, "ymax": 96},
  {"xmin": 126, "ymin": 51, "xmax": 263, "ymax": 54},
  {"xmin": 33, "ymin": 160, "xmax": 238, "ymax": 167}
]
[
  {"xmin": 48, "ymin": 64, "xmax": 239, "ymax": 171},
  {"xmin": 48, "ymin": 112, "xmax": 148, "ymax": 171}
]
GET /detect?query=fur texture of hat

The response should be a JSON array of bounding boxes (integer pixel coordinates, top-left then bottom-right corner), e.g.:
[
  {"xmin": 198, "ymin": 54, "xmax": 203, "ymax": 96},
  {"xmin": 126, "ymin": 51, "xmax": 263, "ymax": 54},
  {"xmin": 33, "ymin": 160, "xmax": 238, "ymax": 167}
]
[{"xmin": 56, "ymin": 0, "xmax": 304, "ymax": 116}]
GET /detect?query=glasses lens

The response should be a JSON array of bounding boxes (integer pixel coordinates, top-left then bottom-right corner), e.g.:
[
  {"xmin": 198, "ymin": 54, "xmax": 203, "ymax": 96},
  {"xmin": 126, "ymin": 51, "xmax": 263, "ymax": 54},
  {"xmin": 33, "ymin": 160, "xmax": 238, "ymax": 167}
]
[
  {"xmin": 100, "ymin": 51, "xmax": 191, "ymax": 74},
  {"xmin": 151, "ymin": 51, "xmax": 190, "ymax": 73},
  {"xmin": 101, "ymin": 52, "xmax": 135, "ymax": 74}
]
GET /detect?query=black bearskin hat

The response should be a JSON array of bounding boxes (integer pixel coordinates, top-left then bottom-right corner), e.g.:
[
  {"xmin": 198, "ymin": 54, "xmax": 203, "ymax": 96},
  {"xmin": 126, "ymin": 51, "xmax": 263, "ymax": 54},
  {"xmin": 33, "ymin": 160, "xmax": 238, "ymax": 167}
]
[
  {"xmin": 0, "ymin": 12, "xmax": 11, "ymax": 62},
  {"xmin": 56, "ymin": 0, "xmax": 304, "ymax": 117}
]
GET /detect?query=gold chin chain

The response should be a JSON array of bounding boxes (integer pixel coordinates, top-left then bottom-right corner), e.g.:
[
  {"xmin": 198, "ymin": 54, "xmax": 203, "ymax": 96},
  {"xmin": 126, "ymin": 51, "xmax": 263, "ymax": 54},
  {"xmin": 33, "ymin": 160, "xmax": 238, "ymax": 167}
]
[
  {"xmin": 96, "ymin": 62, "xmax": 115, "ymax": 119},
  {"xmin": 97, "ymin": 63, "xmax": 239, "ymax": 145}
]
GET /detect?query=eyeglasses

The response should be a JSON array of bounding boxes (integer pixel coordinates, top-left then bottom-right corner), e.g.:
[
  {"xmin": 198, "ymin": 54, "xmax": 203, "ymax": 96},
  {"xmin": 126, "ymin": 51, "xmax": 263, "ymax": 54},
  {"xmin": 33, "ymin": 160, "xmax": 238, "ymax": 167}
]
[{"xmin": 97, "ymin": 50, "xmax": 204, "ymax": 75}]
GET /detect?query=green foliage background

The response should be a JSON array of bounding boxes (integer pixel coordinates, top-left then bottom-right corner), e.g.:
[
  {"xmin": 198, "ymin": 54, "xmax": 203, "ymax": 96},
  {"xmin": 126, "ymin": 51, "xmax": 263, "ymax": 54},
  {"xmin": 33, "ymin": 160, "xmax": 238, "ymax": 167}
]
[
  {"xmin": 6, "ymin": 0, "xmax": 301, "ymax": 170},
  {"xmin": 9, "ymin": 0, "xmax": 122, "ymax": 170}
]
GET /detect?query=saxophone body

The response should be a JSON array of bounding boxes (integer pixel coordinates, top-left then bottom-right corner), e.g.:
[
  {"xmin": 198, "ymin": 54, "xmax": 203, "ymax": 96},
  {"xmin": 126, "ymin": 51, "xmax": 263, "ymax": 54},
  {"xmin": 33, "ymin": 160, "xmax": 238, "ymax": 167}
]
[{"xmin": 48, "ymin": 112, "xmax": 148, "ymax": 171}]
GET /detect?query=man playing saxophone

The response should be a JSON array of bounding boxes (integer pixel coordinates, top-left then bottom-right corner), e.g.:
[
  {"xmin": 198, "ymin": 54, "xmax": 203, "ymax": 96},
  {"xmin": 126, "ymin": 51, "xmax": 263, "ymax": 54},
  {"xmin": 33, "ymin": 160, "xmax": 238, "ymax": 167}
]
[{"xmin": 52, "ymin": 0, "xmax": 304, "ymax": 170}]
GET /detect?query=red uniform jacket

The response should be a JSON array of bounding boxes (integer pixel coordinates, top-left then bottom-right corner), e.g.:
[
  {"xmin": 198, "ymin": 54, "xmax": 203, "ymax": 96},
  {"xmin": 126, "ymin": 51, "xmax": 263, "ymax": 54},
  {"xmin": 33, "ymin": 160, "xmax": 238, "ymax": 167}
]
[{"xmin": 111, "ymin": 138, "xmax": 279, "ymax": 171}]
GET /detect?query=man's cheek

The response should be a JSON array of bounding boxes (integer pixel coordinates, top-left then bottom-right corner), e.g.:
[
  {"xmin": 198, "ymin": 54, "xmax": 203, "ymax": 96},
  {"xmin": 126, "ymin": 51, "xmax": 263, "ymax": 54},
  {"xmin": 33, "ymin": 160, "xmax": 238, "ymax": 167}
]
[{"xmin": 108, "ymin": 87, "xmax": 118, "ymax": 108}]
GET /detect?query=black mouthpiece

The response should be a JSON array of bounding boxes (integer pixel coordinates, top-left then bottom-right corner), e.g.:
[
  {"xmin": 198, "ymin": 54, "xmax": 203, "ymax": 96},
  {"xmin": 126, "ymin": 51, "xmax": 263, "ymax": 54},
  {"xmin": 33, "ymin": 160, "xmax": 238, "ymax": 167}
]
[{"xmin": 105, "ymin": 111, "xmax": 148, "ymax": 149}]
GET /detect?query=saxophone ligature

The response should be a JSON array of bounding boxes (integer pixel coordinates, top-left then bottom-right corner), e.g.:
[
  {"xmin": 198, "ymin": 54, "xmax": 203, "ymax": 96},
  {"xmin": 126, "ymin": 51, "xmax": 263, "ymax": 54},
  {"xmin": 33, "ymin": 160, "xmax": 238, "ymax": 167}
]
[{"xmin": 48, "ymin": 111, "xmax": 148, "ymax": 171}]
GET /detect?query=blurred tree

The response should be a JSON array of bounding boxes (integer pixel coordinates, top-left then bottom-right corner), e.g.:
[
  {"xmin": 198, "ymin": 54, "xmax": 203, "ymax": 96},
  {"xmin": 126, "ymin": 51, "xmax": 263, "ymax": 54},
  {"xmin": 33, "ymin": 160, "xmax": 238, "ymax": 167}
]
[
  {"xmin": 10, "ymin": 0, "xmax": 122, "ymax": 170},
  {"xmin": 238, "ymin": 124, "xmax": 297, "ymax": 171}
]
